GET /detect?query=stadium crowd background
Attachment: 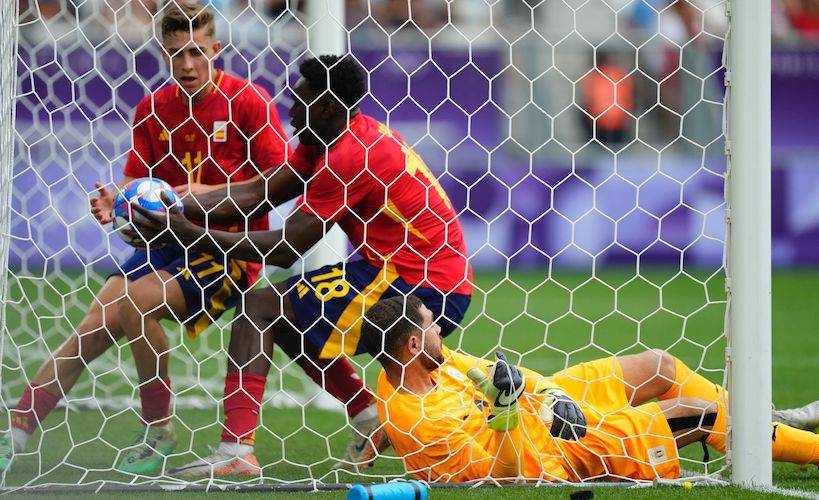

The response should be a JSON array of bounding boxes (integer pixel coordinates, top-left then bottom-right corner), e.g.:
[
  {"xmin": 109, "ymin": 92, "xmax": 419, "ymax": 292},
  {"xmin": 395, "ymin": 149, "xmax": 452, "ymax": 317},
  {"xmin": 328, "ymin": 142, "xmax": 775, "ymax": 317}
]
[{"xmin": 10, "ymin": 0, "xmax": 819, "ymax": 273}]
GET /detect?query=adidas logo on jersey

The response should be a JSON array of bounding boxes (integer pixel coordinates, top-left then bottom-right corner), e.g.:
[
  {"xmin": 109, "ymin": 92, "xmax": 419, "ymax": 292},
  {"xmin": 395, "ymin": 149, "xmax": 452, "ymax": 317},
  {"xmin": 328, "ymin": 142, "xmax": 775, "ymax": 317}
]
[{"xmin": 158, "ymin": 129, "xmax": 169, "ymax": 142}]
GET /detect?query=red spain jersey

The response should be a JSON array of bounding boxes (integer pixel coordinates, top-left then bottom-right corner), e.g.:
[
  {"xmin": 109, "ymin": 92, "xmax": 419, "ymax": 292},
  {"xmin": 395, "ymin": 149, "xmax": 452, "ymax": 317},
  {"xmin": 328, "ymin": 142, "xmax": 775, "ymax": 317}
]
[
  {"xmin": 123, "ymin": 70, "xmax": 289, "ymax": 285},
  {"xmin": 290, "ymin": 114, "xmax": 473, "ymax": 295}
]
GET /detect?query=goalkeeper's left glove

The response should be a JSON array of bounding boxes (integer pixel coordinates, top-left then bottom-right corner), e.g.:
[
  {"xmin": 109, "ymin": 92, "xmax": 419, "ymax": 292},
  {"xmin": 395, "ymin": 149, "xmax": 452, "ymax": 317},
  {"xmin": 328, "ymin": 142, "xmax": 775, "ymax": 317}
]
[
  {"xmin": 467, "ymin": 351, "xmax": 525, "ymax": 431},
  {"xmin": 535, "ymin": 379, "xmax": 587, "ymax": 440}
]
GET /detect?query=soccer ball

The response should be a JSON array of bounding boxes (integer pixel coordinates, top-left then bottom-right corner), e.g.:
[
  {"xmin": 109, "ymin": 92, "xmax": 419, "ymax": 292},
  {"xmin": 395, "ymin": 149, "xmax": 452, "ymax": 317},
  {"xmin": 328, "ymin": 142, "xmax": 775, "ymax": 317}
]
[{"xmin": 111, "ymin": 177, "xmax": 184, "ymax": 248}]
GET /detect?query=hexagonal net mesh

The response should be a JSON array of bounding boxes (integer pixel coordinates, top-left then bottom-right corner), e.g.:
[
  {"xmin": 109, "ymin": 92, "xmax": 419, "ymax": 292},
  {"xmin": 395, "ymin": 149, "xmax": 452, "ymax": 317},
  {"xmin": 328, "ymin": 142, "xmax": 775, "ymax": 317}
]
[{"xmin": 1, "ymin": 0, "xmax": 734, "ymax": 491}]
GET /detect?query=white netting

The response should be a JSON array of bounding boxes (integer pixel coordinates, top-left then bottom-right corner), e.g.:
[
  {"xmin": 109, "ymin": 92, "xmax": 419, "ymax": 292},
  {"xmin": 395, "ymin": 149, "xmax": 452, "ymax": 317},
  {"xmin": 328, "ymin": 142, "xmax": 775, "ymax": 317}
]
[{"xmin": 2, "ymin": 0, "xmax": 732, "ymax": 490}]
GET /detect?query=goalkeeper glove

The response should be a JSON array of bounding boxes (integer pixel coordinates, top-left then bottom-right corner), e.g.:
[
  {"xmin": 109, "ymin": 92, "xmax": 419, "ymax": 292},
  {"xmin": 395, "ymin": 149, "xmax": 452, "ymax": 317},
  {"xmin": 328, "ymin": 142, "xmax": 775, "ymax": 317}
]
[
  {"xmin": 467, "ymin": 351, "xmax": 525, "ymax": 431},
  {"xmin": 535, "ymin": 379, "xmax": 587, "ymax": 440}
]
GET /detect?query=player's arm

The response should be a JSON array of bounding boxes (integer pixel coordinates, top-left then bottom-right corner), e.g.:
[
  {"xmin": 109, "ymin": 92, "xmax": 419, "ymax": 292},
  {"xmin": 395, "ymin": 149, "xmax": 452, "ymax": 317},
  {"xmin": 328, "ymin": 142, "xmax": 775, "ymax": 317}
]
[
  {"xmin": 178, "ymin": 165, "xmax": 303, "ymax": 224},
  {"xmin": 130, "ymin": 199, "xmax": 324, "ymax": 267},
  {"xmin": 93, "ymin": 96, "xmax": 155, "ymax": 225}
]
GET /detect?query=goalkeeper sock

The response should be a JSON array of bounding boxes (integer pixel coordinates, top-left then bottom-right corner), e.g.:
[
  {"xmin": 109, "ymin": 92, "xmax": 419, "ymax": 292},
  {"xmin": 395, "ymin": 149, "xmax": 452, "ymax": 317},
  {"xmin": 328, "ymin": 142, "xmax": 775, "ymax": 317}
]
[
  {"xmin": 659, "ymin": 357, "xmax": 819, "ymax": 464},
  {"xmin": 704, "ymin": 419, "xmax": 819, "ymax": 465},
  {"xmin": 12, "ymin": 384, "xmax": 60, "ymax": 438},
  {"xmin": 221, "ymin": 372, "xmax": 266, "ymax": 446},
  {"xmin": 139, "ymin": 378, "xmax": 171, "ymax": 425},
  {"xmin": 771, "ymin": 423, "xmax": 819, "ymax": 465},
  {"xmin": 658, "ymin": 357, "xmax": 726, "ymax": 452}
]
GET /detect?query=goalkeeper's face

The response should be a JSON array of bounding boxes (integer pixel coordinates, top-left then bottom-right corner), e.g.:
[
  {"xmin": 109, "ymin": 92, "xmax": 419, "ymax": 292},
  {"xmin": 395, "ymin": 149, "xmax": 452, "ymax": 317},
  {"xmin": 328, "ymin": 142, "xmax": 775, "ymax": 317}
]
[
  {"xmin": 415, "ymin": 304, "xmax": 444, "ymax": 370},
  {"xmin": 163, "ymin": 28, "xmax": 221, "ymax": 99}
]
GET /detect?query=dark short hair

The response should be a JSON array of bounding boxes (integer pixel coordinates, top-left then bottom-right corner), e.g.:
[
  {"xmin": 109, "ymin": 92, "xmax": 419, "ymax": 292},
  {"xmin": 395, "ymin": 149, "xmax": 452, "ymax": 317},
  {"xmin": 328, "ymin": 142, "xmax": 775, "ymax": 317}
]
[
  {"xmin": 361, "ymin": 295, "xmax": 425, "ymax": 364},
  {"xmin": 299, "ymin": 55, "xmax": 366, "ymax": 111},
  {"xmin": 161, "ymin": 1, "xmax": 216, "ymax": 39}
]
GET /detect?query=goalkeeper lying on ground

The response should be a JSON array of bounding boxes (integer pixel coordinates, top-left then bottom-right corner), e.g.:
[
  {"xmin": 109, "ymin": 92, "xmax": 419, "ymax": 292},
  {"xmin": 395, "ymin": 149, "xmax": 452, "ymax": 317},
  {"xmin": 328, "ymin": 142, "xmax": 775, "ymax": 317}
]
[{"xmin": 361, "ymin": 295, "xmax": 819, "ymax": 482}]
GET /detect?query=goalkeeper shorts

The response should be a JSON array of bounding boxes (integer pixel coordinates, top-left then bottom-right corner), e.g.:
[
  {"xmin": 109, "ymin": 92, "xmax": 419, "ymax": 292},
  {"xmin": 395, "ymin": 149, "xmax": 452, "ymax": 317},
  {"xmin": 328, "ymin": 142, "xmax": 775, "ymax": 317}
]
[
  {"xmin": 286, "ymin": 260, "xmax": 471, "ymax": 359},
  {"xmin": 112, "ymin": 245, "xmax": 251, "ymax": 338},
  {"xmin": 551, "ymin": 357, "xmax": 680, "ymax": 481}
]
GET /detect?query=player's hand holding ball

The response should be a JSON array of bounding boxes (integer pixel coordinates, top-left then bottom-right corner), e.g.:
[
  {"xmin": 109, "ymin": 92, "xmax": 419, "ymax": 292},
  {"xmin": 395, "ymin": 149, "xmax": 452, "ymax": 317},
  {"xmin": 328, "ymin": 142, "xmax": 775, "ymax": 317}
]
[
  {"xmin": 535, "ymin": 379, "xmax": 587, "ymax": 441},
  {"xmin": 467, "ymin": 351, "xmax": 525, "ymax": 431},
  {"xmin": 111, "ymin": 177, "xmax": 185, "ymax": 248},
  {"xmin": 90, "ymin": 182, "xmax": 115, "ymax": 225}
]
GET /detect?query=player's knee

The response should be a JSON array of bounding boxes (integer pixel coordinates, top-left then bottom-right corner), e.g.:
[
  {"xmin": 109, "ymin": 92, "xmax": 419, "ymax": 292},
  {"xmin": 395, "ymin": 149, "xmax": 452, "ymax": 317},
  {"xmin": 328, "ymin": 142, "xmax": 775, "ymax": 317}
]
[
  {"xmin": 115, "ymin": 293, "xmax": 160, "ymax": 337},
  {"xmin": 655, "ymin": 349, "xmax": 677, "ymax": 382},
  {"xmin": 76, "ymin": 303, "xmax": 122, "ymax": 340},
  {"xmin": 638, "ymin": 349, "xmax": 676, "ymax": 381}
]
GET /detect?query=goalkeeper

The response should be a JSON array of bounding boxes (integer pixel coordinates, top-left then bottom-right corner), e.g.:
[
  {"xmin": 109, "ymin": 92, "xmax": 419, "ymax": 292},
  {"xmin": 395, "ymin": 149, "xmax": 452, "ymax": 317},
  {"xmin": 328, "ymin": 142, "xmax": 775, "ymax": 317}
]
[{"xmin": 361, "ymin": 295, "xmax": 819, "ymax": 482}]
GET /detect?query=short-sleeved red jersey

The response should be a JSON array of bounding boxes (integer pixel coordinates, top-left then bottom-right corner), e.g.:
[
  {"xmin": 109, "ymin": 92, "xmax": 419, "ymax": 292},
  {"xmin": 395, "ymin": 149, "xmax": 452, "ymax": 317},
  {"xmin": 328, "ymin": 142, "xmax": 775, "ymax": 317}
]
[
  {"xmin": 290, "ymin": 114, "xmax": 473, "ymax": 295},
  {"xmin": 123, "ymin": 70, "xmax": 289, "ymax": 284}
]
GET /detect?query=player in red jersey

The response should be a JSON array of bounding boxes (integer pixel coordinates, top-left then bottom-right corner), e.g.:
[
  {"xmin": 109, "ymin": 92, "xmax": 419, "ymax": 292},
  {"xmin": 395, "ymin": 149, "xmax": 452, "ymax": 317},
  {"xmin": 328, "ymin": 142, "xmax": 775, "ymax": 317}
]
[
  {"xmin": 0, "ymin": 3, "xmax": 290, "ymax": 475},
  {"xmin": 132, "ymin": 55, "xmax": 474, "ymax": 478}
]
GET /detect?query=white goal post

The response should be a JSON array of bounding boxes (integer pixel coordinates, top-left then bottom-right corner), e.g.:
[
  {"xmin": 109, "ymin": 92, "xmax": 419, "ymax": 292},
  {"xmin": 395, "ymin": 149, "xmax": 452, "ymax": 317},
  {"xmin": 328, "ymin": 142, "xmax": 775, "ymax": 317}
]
[
  {"xmin": 725, "ymin": 0, "xmax": 772, "ymax": 488},
  {"xmin": 302, "ymin": 0, "xmax": 349, "ymax": 272}
]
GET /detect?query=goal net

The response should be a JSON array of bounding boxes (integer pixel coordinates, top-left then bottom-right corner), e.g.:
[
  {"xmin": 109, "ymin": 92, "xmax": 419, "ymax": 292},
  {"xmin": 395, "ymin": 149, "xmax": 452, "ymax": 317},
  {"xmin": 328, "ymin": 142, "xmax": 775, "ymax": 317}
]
[{"xmin": 0, "ymin": 0, "xmax": 762, "ymax": 491}]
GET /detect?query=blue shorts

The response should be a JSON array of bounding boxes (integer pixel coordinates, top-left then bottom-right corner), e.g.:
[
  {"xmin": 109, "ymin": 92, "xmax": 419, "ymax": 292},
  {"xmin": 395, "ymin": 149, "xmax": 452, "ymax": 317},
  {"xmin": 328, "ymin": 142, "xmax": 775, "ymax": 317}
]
[
  {"xmin": 286, "ymin": 260, "xmax": 471, "ymax": 358},
  {"xmin": 112, "ymin": 245, "xmax": 249, "ymax": 338}
]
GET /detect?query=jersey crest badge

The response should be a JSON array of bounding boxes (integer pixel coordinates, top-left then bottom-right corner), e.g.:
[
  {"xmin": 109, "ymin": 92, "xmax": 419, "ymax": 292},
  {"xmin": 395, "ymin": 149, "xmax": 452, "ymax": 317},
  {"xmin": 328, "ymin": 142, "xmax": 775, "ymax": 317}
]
[
  {"xmin": 213, "ymin": 121, "xmax": 228, "ymax": 142},
  {"xmin": 647, "ymin": 445, "xmax": 667, "ymax": 464}
]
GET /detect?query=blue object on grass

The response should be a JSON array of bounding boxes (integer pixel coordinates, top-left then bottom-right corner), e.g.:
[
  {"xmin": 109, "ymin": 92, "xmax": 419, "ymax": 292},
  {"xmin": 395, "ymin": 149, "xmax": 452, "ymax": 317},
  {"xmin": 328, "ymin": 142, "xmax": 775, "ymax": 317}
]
[{"xmin": 347, "ymin": 480, "xmax": 428, "ymax": 500}]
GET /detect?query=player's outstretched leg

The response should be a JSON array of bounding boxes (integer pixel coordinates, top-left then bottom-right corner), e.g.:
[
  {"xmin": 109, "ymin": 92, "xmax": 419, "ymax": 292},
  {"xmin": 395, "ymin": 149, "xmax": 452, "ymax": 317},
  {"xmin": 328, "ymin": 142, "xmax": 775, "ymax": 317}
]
[
  {"xmin": 114, "ymin": 271, "xmax": 186, "ymax": 475},
  {"xmin": 0, "ymin": 277, "xmax": 128, "ymax": 474},
  {"xmin": 168, "ymin": 285, "xmax": 282, "ymax": 479},
  {"xmin": 619, "ymin": 349, "xmax": 819, "ymax": 466},
  {"xmin": 774, "ymin": 401, "xmax": 819, "ymax": 431}
]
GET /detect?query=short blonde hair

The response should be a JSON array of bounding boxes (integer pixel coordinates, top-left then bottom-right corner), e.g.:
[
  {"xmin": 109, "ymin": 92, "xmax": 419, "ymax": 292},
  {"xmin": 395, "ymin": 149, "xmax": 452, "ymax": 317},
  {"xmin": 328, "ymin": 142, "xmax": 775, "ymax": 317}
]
[{"xmin": 160, "ymin": 1, "xmax": 216, "ymax": 39}]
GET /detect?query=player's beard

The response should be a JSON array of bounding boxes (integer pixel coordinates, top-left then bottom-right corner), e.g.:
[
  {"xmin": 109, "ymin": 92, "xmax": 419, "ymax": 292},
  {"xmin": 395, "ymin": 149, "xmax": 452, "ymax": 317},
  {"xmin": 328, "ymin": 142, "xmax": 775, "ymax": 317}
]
[{"xmin": 420, "ymin": 347, "xmax": 445, "ymax": 370}]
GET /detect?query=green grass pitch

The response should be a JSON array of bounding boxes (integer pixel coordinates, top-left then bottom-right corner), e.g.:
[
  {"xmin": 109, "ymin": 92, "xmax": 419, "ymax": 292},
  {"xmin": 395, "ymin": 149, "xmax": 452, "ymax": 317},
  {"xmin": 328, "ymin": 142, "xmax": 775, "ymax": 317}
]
[{"xmin": 2, "ymin": 268, "xmax": 818, "ymax": 499}]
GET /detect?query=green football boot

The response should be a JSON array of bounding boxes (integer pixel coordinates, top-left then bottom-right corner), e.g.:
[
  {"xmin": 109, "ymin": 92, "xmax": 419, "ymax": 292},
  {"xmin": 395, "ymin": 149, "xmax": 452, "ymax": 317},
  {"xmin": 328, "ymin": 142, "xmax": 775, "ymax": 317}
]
[
  {"xmin": 116, "ymin": 423, "xmax": 176, "ymax": 475},
  {"xmin": 0, "ymin": 434, "xmax": 14, "ymax": 473}
]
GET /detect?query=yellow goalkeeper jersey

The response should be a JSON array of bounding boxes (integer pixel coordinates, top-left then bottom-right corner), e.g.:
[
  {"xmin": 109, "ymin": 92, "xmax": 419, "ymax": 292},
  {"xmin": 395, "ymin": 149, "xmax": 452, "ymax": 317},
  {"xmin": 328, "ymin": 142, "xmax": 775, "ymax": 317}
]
[{"xmin": 376, "ymin": 346, "xmax": 569, "ymax": 482}]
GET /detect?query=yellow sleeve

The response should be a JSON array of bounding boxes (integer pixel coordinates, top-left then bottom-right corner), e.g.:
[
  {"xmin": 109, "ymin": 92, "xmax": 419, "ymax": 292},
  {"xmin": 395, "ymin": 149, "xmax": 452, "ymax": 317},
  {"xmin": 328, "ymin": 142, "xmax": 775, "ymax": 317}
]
[
  {"xmin": 402, "ymin": 423, "xmax": 524, "ymax": 482},
  {"xmin": 448, "ymin": 349, "xmax": 555, "ymax": 396}
]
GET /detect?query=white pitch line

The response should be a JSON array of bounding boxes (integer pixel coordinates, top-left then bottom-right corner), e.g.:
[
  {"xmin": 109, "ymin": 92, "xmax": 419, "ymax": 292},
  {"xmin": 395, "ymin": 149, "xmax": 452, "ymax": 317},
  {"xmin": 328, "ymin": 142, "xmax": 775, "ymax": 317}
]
[{"xmin": 752, "ymin": 485, "xmax": 819, "ymax": 499}]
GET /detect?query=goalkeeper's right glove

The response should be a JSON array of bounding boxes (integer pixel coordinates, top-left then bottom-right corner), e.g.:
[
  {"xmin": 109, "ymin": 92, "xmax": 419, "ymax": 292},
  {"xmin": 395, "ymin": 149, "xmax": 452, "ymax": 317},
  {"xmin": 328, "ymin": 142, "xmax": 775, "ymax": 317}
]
[
  {"xmin": 467, "ymin": 351, "xmax": 525, "ymax": 431},
  {"xmin": 535, "ymin": 379, "xmax": 587, "ymax": 440}
]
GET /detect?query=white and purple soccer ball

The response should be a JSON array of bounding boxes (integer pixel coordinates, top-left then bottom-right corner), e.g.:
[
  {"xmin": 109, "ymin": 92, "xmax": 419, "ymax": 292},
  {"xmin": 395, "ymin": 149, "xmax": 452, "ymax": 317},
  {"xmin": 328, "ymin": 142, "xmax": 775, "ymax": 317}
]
[{"xmin": 111, "ymin": 177, "xmax": 184, "ymax": 247}]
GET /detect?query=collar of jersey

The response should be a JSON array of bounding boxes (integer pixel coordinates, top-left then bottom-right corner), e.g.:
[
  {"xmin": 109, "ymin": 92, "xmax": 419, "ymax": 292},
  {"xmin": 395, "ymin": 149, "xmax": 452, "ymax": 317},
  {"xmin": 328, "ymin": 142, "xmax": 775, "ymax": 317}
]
[{"xmin": 174, "ymin": 69, "xmax": 225, "ymax": 102}]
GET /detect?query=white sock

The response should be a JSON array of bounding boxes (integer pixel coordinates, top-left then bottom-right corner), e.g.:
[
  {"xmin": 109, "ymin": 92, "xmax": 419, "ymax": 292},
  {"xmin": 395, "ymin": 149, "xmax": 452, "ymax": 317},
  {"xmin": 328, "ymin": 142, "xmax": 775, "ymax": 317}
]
[
  {"xmin": 352, "ymin": 403, "xmax": 378, "ymax": 424},
  {"xmin": 216, "ymin": 441, "xmax": 253, "ymax": 457},
  {"xmin": 10, "ymin": 427, "xmax": 30, "ymax": 452}
]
